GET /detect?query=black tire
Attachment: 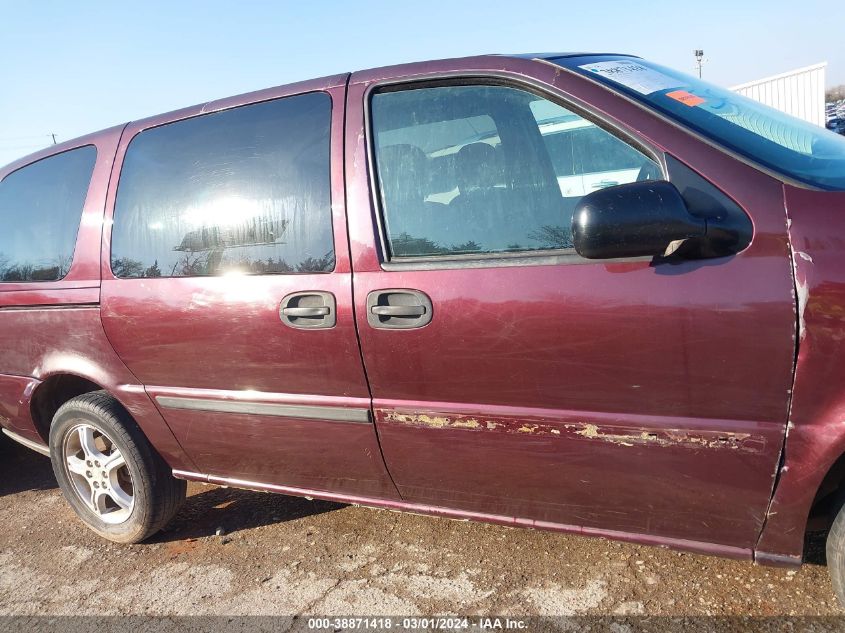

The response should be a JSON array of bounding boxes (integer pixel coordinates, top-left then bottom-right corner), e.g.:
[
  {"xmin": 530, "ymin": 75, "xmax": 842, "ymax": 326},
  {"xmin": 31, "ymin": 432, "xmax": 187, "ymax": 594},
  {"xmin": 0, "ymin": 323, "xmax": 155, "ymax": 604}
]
[
  {"xmin": 49, "ymin": 391, "xmax": 186, "ymax": 543},
  {"xmin": 827, "ymin": 496, "xmax": 845, "ymax": 607}
]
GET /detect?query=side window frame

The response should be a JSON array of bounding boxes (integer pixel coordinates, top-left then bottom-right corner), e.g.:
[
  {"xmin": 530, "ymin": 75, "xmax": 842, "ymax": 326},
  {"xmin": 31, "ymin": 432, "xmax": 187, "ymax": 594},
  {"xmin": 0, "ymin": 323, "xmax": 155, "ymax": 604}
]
[
  {"xmin": 0, "ymin": 146, "xmax": 97, "ymax": 284},
  {"xmin": 364, "ymin": 75, "xmax": 666, "ymax": 270},
  {"xmin": 0, "ymin": 135, "xmax": 117, "ymax": 293},
  {"xmin": 103, "ymin": 86, "xmax": 343, "ymax": 282}
]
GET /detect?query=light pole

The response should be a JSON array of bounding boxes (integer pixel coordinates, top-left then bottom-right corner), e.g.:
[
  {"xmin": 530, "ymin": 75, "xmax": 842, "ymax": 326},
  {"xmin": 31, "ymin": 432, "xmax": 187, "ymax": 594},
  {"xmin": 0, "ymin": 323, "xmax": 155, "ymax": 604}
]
[{"xmin": 694, "ymin": 49, "xmax": 705, "ymax": 79}]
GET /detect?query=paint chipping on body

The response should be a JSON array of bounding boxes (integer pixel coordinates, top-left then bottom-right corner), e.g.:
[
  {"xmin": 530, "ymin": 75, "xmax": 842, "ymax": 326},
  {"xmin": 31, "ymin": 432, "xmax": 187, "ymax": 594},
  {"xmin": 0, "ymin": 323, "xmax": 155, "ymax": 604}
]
[
  {"xmin": 795, "ymin": 277, "xmax": 809, "ymax": 341},
  {"xmin": 383, "ymin": 411, "xmax": 556, "ymax": 436},
  {"xmin": 567, "ymin": 423, "xmax": 758, "ymax": 452},
  {"xmin": 573, "ymin": 424, "xmax": 634, "ymax": 446},
  {"xmin": 384, "ymin": 412, "xmax": 451, "ymax": 428},
  {"xmin": 381, "ymin": 411, "xmax": 761, "ymax": 452}
]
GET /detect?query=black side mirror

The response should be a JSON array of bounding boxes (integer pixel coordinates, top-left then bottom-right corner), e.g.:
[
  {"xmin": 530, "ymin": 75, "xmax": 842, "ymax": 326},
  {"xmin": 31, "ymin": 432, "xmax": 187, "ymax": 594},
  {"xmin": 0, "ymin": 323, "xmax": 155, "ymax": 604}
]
[{"xmin": 572, "ymin": 181, "xmax": 707, "ymax": 259}]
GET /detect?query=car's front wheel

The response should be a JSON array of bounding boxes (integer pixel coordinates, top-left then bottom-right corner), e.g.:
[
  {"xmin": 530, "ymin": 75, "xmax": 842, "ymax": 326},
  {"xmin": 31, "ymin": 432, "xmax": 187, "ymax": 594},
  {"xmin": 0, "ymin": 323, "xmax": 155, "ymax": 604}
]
[
  {"xmin": 826, "ymin": 494, "xmax": 845, "ymax": 607},
  {"xmin": 49, "ymin": 391, "xmax": 186, "ymax": 543}
]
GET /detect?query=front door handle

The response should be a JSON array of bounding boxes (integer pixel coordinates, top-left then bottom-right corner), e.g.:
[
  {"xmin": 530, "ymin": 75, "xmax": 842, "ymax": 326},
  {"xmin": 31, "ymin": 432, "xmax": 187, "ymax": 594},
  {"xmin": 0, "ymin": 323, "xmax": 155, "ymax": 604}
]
[
  {"xmin": 367, "ymin": 289, "xmax": 432, "ymax": 329},
  {"xmin": 370, "ymin": 305, "xmax": 426, "ymax": 317},
  {"xmin": 280, "ymin": 292, "xmax": 336, "ymax": 329}
]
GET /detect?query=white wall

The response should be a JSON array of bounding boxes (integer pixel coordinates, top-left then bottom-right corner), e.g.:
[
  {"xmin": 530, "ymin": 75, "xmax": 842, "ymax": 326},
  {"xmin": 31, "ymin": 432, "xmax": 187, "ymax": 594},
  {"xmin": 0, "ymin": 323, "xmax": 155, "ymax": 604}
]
[{"xmin": 731, "ymin": 63, "xmax": 827, "ymax": 127}]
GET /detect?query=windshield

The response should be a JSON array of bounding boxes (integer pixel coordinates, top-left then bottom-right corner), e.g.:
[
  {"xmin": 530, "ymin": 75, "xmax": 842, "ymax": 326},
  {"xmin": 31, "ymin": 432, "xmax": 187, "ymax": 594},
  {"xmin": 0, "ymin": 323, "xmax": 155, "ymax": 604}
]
[{"xmin": 550, "ymin": 55, "xmax": 845, "ymax": 190}]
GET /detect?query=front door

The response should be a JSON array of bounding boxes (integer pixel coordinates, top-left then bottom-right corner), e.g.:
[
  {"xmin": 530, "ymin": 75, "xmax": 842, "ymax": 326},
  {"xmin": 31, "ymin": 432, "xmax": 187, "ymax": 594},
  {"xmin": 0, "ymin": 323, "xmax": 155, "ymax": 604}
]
[
  {"xmin": 100, "ymin": 78, "xmax": 397, "ymax": 500},
  {"xmin": 346, "ymin": 62, "xmax": 796, "ymax": 550}
]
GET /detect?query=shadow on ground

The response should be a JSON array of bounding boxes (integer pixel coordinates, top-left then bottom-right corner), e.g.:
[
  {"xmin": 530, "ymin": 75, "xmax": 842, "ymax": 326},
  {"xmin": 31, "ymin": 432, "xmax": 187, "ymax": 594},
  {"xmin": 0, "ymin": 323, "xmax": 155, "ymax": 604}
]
[
  {"xmin": 0, "ymin": 437, "xmax": 56, "ymax": 497},
  {"xmin": 153, "ymin": 484, "xmax": 345, "ymax": 542},
  {"xmin": 1, "ymin": 434, "xmax": 344, "ymax": 540},
  {"xmin": 1, "ymin": 431, "xmax": 835, "ymax": 571},
  {"xmin": 805, "ymin": 531, "xmax": 829, "ymax": 566}
]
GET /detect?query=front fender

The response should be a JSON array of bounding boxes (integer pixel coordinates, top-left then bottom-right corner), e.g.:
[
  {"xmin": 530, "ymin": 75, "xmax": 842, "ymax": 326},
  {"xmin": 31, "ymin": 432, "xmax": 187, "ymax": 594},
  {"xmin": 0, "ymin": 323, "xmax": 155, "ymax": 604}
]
[{"xmin": 756, "ymin": 185, "xmax": 845, "ymax": 564}]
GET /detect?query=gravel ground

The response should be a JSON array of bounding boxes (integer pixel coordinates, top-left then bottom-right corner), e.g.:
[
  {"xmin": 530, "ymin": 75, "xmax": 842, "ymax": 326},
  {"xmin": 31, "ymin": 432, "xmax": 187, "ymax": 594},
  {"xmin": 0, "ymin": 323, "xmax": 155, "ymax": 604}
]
[{"xmin": 1, "ymin": 437, "xmax": 844, "ymax": 630}]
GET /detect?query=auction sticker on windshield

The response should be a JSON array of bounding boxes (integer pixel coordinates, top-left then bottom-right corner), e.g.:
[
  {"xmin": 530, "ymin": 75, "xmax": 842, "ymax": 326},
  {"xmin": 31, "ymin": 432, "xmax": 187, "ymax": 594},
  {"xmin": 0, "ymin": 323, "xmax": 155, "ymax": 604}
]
[{"xmin": 579, "ymin": 60, "xmax": 680, "ymax": 94}]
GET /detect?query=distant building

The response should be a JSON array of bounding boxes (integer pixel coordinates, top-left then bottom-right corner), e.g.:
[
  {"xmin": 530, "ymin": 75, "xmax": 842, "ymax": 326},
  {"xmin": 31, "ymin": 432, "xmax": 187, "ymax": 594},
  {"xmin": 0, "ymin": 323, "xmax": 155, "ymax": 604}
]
[{"xmin": 731, "ymin": 62, "xmax": 827, "ymax": 127}]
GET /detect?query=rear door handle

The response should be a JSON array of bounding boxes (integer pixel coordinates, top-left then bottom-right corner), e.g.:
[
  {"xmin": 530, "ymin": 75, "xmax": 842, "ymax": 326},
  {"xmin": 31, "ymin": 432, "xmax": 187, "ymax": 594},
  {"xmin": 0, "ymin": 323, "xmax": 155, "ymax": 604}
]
[
  {"xmin": 282, "ymin": 306, "xmax": 330, "ymax": 317},
  {"xmin": 280, "ymin": 291, "xmax": 336, "ymax": 329},
  {"xmin": 367, "ymin": 289, "xmax": 432, "ymax": 329}
]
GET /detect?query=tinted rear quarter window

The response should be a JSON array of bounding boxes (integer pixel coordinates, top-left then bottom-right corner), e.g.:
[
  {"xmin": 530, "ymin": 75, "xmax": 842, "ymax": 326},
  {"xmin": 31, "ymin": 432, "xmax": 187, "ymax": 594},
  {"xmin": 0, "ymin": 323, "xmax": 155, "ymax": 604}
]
[
  {"xmin": 0, "ymin": 146, "xmax": 97, "ymax": 282},
  {"xmin": 111, "ymin": 91, "xmax": 334, "ymax": 278}
]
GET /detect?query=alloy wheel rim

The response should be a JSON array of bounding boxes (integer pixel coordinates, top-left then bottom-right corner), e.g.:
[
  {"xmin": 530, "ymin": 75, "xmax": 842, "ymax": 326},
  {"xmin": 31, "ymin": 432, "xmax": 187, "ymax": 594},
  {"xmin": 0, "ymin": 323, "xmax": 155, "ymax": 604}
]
[{"xmin": 63, "ymin": 424, "xmax": 134, "ymax": 524}]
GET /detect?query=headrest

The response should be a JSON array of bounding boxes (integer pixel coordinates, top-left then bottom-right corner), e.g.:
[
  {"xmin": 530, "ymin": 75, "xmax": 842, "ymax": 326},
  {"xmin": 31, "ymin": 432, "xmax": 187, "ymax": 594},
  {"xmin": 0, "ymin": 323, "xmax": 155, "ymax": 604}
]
[{"xmin": 455, "ymin": 143, "xmax": 501, "ymax": 194}]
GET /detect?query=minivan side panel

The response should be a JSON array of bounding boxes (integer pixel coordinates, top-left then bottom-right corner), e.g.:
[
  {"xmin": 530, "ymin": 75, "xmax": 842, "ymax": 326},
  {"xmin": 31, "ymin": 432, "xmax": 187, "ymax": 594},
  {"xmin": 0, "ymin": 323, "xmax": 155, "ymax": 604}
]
[
  {"xmin": 0, "ymin": 305, "xmax": 196, "ymax": 471},
  {"xmin": 0, "ymin": 128, "xmax": 194, "ymax": 470},
  {"xmin": 0, "ymin": 374, "xmax": 39, "ymax": 440},
  {"xmin": 99, "ymin": 77, "xmax": 399, "ymax": 499},
  {"xmin": 346, "ymin": 56, "xmax": 796, "ymax": 552}
]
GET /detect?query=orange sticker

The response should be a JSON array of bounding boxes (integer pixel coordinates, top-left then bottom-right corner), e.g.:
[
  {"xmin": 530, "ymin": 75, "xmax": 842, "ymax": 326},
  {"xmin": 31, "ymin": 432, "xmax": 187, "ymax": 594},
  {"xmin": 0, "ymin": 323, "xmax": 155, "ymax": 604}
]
[{"xmin": 666, "ymin": 90, "xmax": 706, "ymax": 107}]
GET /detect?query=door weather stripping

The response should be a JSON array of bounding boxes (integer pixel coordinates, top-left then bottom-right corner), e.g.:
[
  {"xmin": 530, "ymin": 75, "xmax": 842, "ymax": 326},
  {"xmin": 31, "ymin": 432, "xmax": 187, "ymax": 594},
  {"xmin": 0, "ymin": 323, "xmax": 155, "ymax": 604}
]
[{"xmin": 155, "ymin": 396, "xmax": 371, "ymax": 424}]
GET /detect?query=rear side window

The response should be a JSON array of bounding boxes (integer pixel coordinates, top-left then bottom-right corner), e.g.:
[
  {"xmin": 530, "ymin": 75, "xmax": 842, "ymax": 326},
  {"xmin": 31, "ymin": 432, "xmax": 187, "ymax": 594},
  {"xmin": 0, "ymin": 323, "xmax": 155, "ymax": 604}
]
[
  {"xmin": 0, "ymin": 146, "xmax": 96, "ymax": 282},
  {"xmin": 111, "ymin": 92, "xmax": 334, "ymax": 278}
]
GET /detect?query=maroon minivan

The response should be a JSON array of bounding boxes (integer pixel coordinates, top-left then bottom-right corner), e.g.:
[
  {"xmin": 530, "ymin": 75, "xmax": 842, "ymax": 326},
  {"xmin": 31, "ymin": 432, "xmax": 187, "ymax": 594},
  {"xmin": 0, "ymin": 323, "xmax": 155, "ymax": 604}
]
[{"xmin": 3, "ymin": 53, "xmax": 845, "ymax": 605}]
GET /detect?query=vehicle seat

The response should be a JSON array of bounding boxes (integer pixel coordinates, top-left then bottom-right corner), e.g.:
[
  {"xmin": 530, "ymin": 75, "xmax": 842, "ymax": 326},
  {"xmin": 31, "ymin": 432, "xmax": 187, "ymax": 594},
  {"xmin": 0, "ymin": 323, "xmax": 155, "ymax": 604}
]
[
  {"xmin": 443, "ymin": 143, "xmax": 515, "ymax": 251},
  {"xmin": 450, "ymin": 143, "xmax": 505, "ymax": 207},
  {"xmin": 376, "ymin": 144, "xmax": 444, "ymax": 253}
]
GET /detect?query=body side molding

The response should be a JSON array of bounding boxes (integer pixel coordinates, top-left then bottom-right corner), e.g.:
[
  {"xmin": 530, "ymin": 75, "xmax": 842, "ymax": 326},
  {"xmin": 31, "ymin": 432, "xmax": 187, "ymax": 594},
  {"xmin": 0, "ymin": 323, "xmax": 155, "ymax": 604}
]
[{"xmin": 156, "ymin": 395, "xmax": 372, "ymax": 424}]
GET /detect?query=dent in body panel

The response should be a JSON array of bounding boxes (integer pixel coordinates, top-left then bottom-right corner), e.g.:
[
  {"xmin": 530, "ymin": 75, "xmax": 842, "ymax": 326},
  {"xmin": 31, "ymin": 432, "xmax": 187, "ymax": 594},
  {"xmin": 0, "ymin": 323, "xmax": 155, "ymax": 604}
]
[
  {"xmin": 0, "ymin": 374, "xmax": 42, "ymax": 441},
  {"xmin": 381, "ymin": 409, "xmax": 766, "ymax": 453},
  {"xmin": 755, "ymin": 186, "xmax": 845, "ymax": 561},
  {"xmin": 375, "ymin": 403, "xmax": 783, "ymax": 547}
]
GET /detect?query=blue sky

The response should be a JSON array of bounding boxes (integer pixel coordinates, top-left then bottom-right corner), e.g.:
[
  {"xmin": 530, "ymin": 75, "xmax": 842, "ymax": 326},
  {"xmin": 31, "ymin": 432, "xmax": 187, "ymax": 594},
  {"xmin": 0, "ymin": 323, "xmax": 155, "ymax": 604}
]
[{"xmin": 0, "ymin": 0, "xmax": 839, "ymax": 166}]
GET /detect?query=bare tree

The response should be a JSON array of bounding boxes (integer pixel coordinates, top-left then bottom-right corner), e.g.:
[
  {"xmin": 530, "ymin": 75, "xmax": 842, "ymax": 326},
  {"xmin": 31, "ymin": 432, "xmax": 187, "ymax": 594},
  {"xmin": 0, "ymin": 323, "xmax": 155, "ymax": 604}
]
[
  {"xmin": 54, "ymin": 253, "xmax": 73, "ymax": 278},
  {"xmin": 528, "ymin": 224, "xmax": 574, "ymax": 249},
  {"xmin": 169, "ymin": 251, "xmax": 209, "ymax": 277}
]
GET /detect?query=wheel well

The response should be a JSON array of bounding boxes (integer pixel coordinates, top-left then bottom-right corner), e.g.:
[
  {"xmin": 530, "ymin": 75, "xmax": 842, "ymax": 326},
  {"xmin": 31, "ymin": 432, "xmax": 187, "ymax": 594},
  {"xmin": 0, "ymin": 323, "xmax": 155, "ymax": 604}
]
[
  {"xmin": 806, "ymin": 452, "xmax": 845, "ymax": 537},
  {"xmin": 30, "ymin": 375, "xmax": 104, "ymax": 443}
]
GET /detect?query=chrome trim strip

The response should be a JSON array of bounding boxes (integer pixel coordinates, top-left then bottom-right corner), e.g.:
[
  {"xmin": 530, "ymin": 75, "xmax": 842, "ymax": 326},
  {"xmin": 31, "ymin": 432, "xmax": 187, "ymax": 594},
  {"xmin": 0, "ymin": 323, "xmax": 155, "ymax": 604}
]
[
  {"xmin": 2, "ymin": 428, "xmax": 50, "ymax": 456},
  {"xmin": 172, "ymin": 469, "xmax": 207, "ymax": 481},
  {"xmin": 0, "ymin": 303, "xmax": 98, "ymax": 311},
  {"xmin": 155, "ymin": 396, "xmax": 372, "ymax": 424}
]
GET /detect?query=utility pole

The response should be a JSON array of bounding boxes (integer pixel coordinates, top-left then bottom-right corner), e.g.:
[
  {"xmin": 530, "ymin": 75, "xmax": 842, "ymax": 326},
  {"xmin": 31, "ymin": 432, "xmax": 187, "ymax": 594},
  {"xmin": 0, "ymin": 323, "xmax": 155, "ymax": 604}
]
[
  {"xmin": 694, "ymin": 49, "xmax": 705, "ymax": 79},
  {"xmin": 50, "ymin": 133, "xmax": 58, "ymax": 145}
]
